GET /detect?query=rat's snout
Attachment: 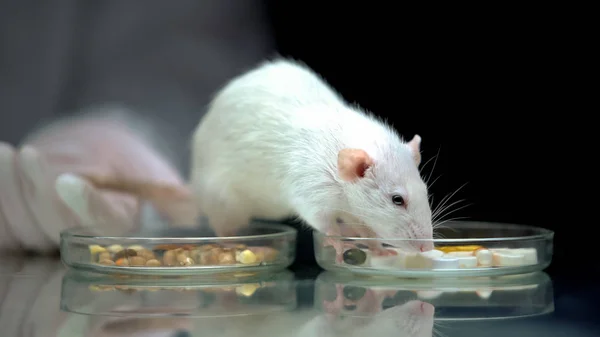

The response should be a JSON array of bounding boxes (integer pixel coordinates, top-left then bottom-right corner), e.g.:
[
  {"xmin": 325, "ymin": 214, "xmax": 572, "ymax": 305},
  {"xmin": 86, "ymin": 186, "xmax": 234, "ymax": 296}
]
[
  {"xmin": 407, "ymin": 300, "xmax": 435, "ymax": 316},
  {"xmin": 418, "ymin": 241, "xmax": 434, "ymax": 252},
  {"xmin": 409, "ymin": 240, "xmax": 434, "ymax": 252},
  {"xmin": 409, "ymin": 223, "xmax": 434, "ymax": 252}
]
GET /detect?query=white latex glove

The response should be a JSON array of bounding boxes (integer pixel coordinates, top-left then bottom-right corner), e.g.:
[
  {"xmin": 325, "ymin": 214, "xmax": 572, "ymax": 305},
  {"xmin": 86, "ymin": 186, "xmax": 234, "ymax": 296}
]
[{"xmin": 0, "ymin": 114, "xmax": 195, "ymax": 253}]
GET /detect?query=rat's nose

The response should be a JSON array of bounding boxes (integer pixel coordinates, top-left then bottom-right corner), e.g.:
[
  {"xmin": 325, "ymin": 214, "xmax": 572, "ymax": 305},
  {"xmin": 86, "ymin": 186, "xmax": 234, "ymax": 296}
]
[
  {"xmin": 409, "ymin": 223, "xmax": 434, "ymax": 251},
  {"xmin": 409, "ymin": 241, "xmax": 432, "ymax": 253},
  {"xmin": 407, "ymin": 300, "xmax": 436, "ymax": 316},
  {"xmin": 419, "ymin": 241, "xmax": 434, "ymax": 252}
]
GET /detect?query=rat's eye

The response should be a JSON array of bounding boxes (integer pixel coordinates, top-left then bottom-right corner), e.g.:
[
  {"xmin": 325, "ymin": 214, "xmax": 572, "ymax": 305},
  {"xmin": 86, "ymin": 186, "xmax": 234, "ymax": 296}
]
[{"xmin": 392, "ymin": 195, "xmax": 405, "ymax": 206}]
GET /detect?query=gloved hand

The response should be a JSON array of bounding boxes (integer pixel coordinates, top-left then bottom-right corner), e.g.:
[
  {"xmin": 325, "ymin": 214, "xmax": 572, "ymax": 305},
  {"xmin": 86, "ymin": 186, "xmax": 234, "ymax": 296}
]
[{"xmin": 0, "ymin": 114, "xmax": 196, "ymax": 253}]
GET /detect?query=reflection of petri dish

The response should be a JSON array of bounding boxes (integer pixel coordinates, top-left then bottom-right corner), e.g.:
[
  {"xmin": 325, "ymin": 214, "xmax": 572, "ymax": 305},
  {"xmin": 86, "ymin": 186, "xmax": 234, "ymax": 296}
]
[
  {"xmin": 60, "ymin": 269, "xmax": 297, "ymax": 318},
  {"xmin": 314, "ymin": 271, "xmax": 554, "ymax": 321},
  {"xmin": 314, "ymin": 221, "xmax": 554, "ymax": 278},
  {"xmin": 60, "ymin": 221, "xmax": 297, "ymax": 276}
]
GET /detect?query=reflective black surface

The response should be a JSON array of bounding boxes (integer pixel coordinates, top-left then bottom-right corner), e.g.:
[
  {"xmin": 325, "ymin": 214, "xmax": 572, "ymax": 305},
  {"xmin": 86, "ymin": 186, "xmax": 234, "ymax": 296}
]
[{"xmin": 0, "ymin": 256, "xmax": 598, "ymax": 336}]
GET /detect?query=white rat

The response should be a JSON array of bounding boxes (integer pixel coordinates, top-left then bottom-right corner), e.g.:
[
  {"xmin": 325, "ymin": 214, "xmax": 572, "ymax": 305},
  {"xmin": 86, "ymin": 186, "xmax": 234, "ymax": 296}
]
[{"xmin": 190, "ymin": 59, "xmax": 433, "ymax": 252}]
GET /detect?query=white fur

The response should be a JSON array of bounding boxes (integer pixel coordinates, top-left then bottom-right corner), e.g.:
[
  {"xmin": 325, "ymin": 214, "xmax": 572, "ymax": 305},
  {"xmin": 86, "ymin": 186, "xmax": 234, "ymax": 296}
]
[
  {"xmin": 190, "ymin": 58, "xmax": 433, "ymax": 250},
  {"xmin": 297, "ymin": 300, "xmax": 435, "ymax": 337}
]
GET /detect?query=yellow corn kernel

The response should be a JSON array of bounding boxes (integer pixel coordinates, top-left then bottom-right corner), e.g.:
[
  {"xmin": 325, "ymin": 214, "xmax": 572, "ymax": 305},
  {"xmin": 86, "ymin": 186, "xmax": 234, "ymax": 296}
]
[
  {"xmin": 89, "ymin": 245, "xmax": 107, "ymax": 255},
  {"xmin": 236, "ymin": 284, "xmax": 260, "ymax": 297},
  {"xmin": 127, "ymin": 245, "xmax": 145, "ymax": 251},
  {"xmin": 238, "ymin": 249, "xmax": 257, "ymax": 264},
  {"xmin": 107, "ymin": 244, "xmax": 124, "ymax": 253}
]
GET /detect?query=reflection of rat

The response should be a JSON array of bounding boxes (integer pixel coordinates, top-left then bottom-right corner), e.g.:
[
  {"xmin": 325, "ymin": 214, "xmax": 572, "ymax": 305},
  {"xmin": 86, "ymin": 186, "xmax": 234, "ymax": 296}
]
[
  {"xmin": 190, "ymin": 59, "xmax": 434, "ymax": 252},
  {"xmin": 358, "ymin": 300, "xmax": 434, "ymax": 337},
  {"xmin": 299, "ymin": 299, "xmax": 434, "ymax": 337}
]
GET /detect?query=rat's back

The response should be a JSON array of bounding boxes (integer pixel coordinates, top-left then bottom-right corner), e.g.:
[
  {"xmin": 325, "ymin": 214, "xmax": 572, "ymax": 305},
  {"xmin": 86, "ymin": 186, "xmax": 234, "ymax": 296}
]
[
  {"xmin": 190, "ymin": 59, "xmax": 349, "ymax": 222},
  {"xmin": 213, "ymin": 58, "xmax": 345, "ymax": 110}
]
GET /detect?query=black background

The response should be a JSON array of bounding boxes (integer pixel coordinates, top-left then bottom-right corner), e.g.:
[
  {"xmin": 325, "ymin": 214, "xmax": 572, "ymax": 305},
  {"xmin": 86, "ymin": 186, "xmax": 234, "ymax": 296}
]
[{"xmin": 263, "ymin": 2, "xmax": 588, "ymax": 278}]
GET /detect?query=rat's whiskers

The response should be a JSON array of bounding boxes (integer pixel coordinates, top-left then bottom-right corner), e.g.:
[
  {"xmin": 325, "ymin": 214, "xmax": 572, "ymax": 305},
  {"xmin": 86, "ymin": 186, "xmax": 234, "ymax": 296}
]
[
  {"xmin": 433, "ymin": 231, "xmax": 447, "ymax": 239},
  {"xmin": 434, "ymin": 216, "xmax": 470, "ymax": 228},
  {"xmin": 431, "ymin": 182, "xmax": 468, "ymax": 220},
  {"xmin": 419, "ymin": 148, "xmax": 439, "ymax": 174},
  {"xmin": 434, "ymin": 203, "xmax": 472, "ymax": 225},
  {"xmin": 423, "ymin": 146, "xmax": 442, "ymax": 185},
  {"xmin": 427, "ymin": 173, "xmax": 443, "ymax": 190},
  {"xmin": 431, "ymin": 191, "xmax": 452, "ymax": 219},
  {"xmin": 432, "ymin": 199, "xmax": 468, "ymax": 223},
  {"xmin": 432, "ymin": 216, "xmax": 471, "ymax": 237},
  {"xmin": 433, "ymin": 321, "xmax": 450, "ymax": 337}
]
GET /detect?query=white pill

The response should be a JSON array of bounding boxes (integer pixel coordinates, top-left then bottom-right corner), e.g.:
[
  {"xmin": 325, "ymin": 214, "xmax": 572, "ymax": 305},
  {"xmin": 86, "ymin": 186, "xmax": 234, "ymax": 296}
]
[
  {"xmin": 492, "ymin": 252, "xmax": 526, "ymax": 267},
  {"xmin": 417, "ymin": 291, "xmax": 443, "ymax": 299},
  {"xmin": 389, "ymin": 249, "xmax": 418, "ymax": 268},
  {"xmin": 127, "ymin": 245, "xmax": 145, "ymax": 251},
  {"xmin": 405, "ymin": 254, "xmax": 429, "ymax": 268},
  {"xmin": 490, "ymin": 248, "xmax": 513, "ymax": 254},
  {"xmin": 369, "ymin": 254, "xmax": 397, "ymax": 269},
  {"xmin": 457, "ymin": 256, "xmax": 478, "ymax": 268},
  {"xmin": 404, "ymin": 249, "xmax": 445, "ymax": 269},
  {"xmin": 476, "ymin": 290, "xmax": 493, "ymax": 299},
  {"xmin": 431, "ymin": 257, "xmax": 460, "ymax": 269},
  {"xmin": 445, "ymin": 251, "xmax": 474, "ymax": 257},
  {"xmin": 420, "ymin": 249, "xmax": 444, "ymax": 259},
  {"xmin": 513, "ymin": 248, "xmax": 538, "ymax": 265},
  {"xmin": 107, "ymin": 244, "xmax": 124, "ymax": 253},
  {"xmin": 476, "ymin": 249, "xmax": 493, "ymax": 267}
]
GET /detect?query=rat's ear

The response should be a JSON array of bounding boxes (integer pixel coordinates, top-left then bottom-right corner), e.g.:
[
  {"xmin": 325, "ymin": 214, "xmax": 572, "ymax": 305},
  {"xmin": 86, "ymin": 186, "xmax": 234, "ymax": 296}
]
[
  {"xmin": 338, "ymin": 148, "xmax": 374, "ymax": 182},
  {"xmin": 407, "ymin": 134, "xmax": 422, "ymax": 166}
]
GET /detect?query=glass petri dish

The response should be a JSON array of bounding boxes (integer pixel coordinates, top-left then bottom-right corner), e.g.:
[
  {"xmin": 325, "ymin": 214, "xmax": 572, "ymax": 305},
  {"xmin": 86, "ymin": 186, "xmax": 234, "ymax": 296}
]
[
  {"xmin": 60, "ymin": 269, "xmax": 298, "ymax": 318},
  {"xmin": 314, "ymin": 221, "xmax": 554, "ymax": 278},
  {"xmin": 313, "ymin": 270, "xmax": 554, "ymax": 322},
  {"xmin": 60, "ymin": 221, "xmax": 297, "ymax": 276}
]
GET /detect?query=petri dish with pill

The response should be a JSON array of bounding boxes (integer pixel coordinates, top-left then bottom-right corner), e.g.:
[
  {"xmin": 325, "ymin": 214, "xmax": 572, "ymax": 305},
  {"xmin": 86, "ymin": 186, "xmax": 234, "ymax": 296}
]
[
  {"xmin": 314, "ymin": 270, "xmax": 554, "ymax": 321},
  {"xmin": 61, "ymin": 269, "xmax": 297, "ymax": 317},
  {"xmin": 314, "ymin": 221, "xmax": 554, "ymax": 278},
  {"xmin": 60, "ymin": 220, "xmax": 297, "ymax": 276}
]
